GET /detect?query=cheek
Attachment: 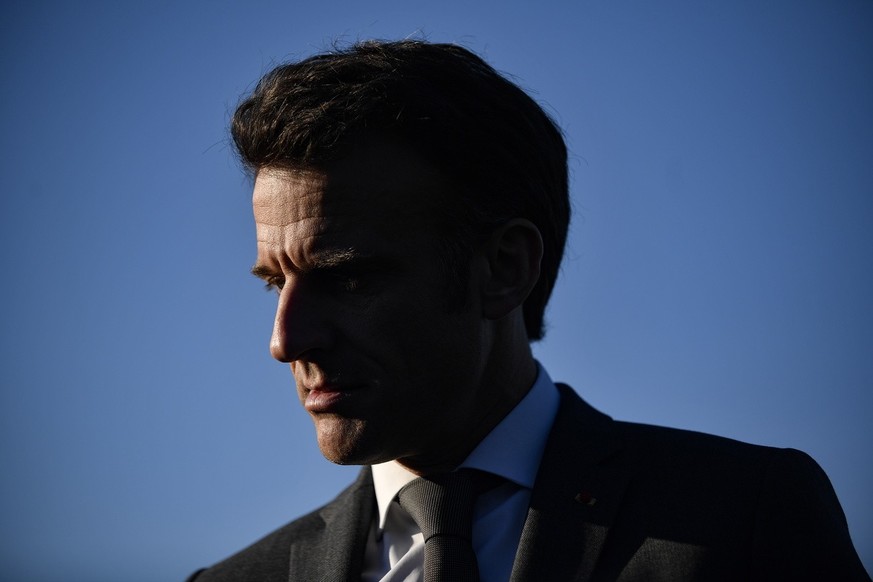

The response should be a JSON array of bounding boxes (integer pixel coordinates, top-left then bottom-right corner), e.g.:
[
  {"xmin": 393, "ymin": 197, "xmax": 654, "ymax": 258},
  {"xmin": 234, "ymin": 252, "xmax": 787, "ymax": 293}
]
[
  {"xmin": 346, "ymin": 296, "xmax": 429, "ymax": 345},
  {"xmin": 341, "ymin": 271, "xmax": 479, "ymax": 370}
]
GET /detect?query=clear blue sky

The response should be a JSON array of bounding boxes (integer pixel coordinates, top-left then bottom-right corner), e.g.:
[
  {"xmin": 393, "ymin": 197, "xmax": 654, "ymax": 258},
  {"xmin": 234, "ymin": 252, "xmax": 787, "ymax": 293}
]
[{"xmin": 1, "ymin": 1, "xmax": 871, "ymax": 579}]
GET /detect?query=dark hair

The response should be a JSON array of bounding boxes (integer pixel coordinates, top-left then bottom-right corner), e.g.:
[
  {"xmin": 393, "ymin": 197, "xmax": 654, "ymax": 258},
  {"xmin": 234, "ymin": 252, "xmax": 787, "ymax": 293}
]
[{"xmin": 232, "ymin": 40, "xmax": 569, "ymax": 340}]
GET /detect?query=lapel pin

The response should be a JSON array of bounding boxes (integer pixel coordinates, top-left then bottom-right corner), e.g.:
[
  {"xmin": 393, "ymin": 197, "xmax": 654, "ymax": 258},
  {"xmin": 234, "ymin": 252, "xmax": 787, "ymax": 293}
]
[{"xmin": 575, "ymin": 490, "xmax": 597, "ymax": 506}]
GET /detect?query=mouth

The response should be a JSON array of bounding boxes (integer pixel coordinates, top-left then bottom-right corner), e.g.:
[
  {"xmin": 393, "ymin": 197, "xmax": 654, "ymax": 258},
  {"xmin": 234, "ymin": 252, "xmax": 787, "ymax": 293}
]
[{"xmin": 303, "ymin": 384, "xmax": 363, "ymax": 414}]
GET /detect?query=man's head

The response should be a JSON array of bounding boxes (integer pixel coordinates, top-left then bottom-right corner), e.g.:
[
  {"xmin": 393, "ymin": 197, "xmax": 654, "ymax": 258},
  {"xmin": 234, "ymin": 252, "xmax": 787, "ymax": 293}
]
[
  {"xmin": 235, "ymin": 40, "xmax": 570, "ymax": 473},
  {"xmin": 232, "ymin": 40, "xmax": 569, "ymax": 340}
]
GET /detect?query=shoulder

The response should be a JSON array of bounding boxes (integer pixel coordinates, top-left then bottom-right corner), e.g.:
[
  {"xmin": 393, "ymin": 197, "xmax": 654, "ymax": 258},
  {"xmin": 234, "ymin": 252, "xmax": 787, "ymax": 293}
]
[
  {"xmin": 188, "ymin": 470, "xmax": 373, "ymax": 582},
  {"xmin": 613, "ymin": 417, "xmax": 866, "ymax": 578},
  {"xmin": 554, "ymin": 381, "xmax": 813, "ymax": 479},
  {"xmin": 186, "ymin": 505, "xmax": 329, "ymax": 582},
  {"xmin": 551, "ymin": 384, "xmax": 869, "ymax": 579},
  {"xmin": 609, "ymin": 416, "xmax": 833, "ymax": 512},
  {"xmin": 616, "ymin": 415, "xmax": 795, "ymax": 472}
]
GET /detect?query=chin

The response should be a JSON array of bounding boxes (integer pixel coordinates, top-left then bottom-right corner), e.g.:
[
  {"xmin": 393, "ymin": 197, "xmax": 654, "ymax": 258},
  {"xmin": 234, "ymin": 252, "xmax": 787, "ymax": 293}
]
[{"xmin": 314, "ymin": 417, "xmax": 386, "ymax": 466}]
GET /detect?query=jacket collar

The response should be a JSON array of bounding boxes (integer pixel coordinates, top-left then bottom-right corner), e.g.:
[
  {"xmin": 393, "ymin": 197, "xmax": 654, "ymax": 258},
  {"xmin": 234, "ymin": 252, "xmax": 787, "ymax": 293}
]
[{"xmin": 510, "ymin": 384, "xmax": 628, "ymax": 581}]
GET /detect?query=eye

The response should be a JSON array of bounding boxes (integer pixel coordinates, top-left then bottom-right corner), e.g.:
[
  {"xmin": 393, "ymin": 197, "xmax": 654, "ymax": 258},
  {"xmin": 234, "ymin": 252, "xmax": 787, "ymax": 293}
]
[
  {"xmin": 263, "ymin": 276, "xmax": 285, "ymax": 294},
  {"xmin": 312, "ymin": 266, "xmax": 370, "ymax": 294},
  {"xmin": 328, "ymin": 272, "xmax": 363, "ymax": 293}
]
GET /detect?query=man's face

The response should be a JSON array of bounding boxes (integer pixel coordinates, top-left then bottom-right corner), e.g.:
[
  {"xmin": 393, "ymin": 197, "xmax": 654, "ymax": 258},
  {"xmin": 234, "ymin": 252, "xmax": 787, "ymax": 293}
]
[{"xmin": 251, "ymin": 140, "xmax": 493, "ymax": 471}]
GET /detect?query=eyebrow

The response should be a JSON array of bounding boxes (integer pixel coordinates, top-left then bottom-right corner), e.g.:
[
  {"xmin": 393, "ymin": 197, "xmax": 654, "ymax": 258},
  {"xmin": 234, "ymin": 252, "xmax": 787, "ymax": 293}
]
[
  {"xmin": 250, "ymin": 249, "xmax": 379, "ymax": 281},
  {"xmin": 250, "ymin": 264, "xmax": 279, "ymax": 281}
]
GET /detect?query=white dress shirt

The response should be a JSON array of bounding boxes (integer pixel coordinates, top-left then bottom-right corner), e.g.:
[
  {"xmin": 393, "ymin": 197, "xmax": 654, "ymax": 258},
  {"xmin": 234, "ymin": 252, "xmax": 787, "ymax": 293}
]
[{"xmin": 361, "ymin": 364, "xmax": 561, "ymax": 582}]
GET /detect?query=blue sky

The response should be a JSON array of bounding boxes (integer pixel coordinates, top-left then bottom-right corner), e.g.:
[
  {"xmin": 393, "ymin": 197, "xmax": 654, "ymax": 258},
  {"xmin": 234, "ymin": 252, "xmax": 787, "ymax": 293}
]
[{"xmin": 1, "ymin": 1, "xmax": 871, "ymax": 579}]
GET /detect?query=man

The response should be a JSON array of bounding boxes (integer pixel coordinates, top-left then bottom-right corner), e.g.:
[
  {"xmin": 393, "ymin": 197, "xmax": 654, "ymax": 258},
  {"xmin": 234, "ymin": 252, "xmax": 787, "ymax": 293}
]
[{"xmin": 190, "ymin": 40, "xmax": 868, "ymax": 581}]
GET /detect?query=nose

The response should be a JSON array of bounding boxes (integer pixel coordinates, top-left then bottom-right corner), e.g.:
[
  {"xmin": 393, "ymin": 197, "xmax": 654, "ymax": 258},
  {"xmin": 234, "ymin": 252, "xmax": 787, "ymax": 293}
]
[{"xmin": 269, "ymin": 278, "xmax": 331, "ymax": 362}]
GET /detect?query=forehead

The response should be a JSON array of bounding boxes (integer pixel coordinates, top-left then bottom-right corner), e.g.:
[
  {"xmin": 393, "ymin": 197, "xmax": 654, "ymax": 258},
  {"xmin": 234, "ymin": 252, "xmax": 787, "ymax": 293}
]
[
  {"xmin": 252, "ymin": 139, "xmax": 448, "ymax": 256},
  {"xmin": 252, "ymin": 139, "xmax": 446, "ymax": 226}
]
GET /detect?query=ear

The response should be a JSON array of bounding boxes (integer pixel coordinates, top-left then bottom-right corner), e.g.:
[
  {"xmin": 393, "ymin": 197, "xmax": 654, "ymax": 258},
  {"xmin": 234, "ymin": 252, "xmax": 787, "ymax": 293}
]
[{"xmin": 480, "ymin": 219, "xmax": 544, "ymax": 321}]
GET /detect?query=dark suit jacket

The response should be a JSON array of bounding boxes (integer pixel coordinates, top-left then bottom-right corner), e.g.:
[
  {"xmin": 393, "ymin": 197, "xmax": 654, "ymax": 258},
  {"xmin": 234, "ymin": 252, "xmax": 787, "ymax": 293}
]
[{"xmin": 189, "ymin": 384, "xmax": 869, "ymax": 581}]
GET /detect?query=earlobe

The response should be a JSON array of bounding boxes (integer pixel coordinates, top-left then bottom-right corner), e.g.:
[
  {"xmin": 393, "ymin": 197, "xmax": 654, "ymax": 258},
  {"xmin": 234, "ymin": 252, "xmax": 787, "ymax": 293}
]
[{"xmin": 481, "ymin": 219, "xmax": 543, "ymax": 320}]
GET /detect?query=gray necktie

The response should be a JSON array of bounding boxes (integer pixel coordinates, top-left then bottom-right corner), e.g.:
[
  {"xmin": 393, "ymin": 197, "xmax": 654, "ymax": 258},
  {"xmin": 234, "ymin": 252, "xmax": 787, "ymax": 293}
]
[{"xmin": 396, "ymin": 470, "xmax": 485, "ymax": 582}]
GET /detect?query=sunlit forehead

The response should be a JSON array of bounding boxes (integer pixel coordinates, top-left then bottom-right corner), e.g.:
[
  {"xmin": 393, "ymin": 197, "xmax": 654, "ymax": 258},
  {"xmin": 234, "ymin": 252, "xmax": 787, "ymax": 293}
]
[{"xmin": 252, "ymin": 168, "xmax": 327, "ymax": 227}]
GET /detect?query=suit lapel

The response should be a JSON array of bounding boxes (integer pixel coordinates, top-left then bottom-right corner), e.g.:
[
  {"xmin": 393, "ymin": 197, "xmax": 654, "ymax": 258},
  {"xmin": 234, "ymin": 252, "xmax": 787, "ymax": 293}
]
[
  {"xmin": 510, "ymin": 384, "xmax": 629, "ymax": 582},
  {"xmin": 288, "ymin": 467, "xmax": 375, "ymax": 581}
]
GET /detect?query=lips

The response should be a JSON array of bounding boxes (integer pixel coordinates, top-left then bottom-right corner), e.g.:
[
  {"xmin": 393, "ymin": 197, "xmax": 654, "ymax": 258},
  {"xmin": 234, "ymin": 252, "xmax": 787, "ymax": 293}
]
[{"xmin": 303, "ymin": 384, "xmax": 362, "ymax": 413}]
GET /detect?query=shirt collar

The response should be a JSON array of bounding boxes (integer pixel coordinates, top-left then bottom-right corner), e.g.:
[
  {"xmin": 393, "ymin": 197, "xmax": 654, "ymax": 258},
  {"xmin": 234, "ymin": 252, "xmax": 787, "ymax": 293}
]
[{"xmin": 370, "ymin": 362, "xmax": 561, "ymax": 530}]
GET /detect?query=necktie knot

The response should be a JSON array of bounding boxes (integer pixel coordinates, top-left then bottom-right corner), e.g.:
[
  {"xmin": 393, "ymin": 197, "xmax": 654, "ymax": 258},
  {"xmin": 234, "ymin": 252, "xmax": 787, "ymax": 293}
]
[{"xmin": 397, "ymin": 470, "xmax": 478, "ymax": 542}]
